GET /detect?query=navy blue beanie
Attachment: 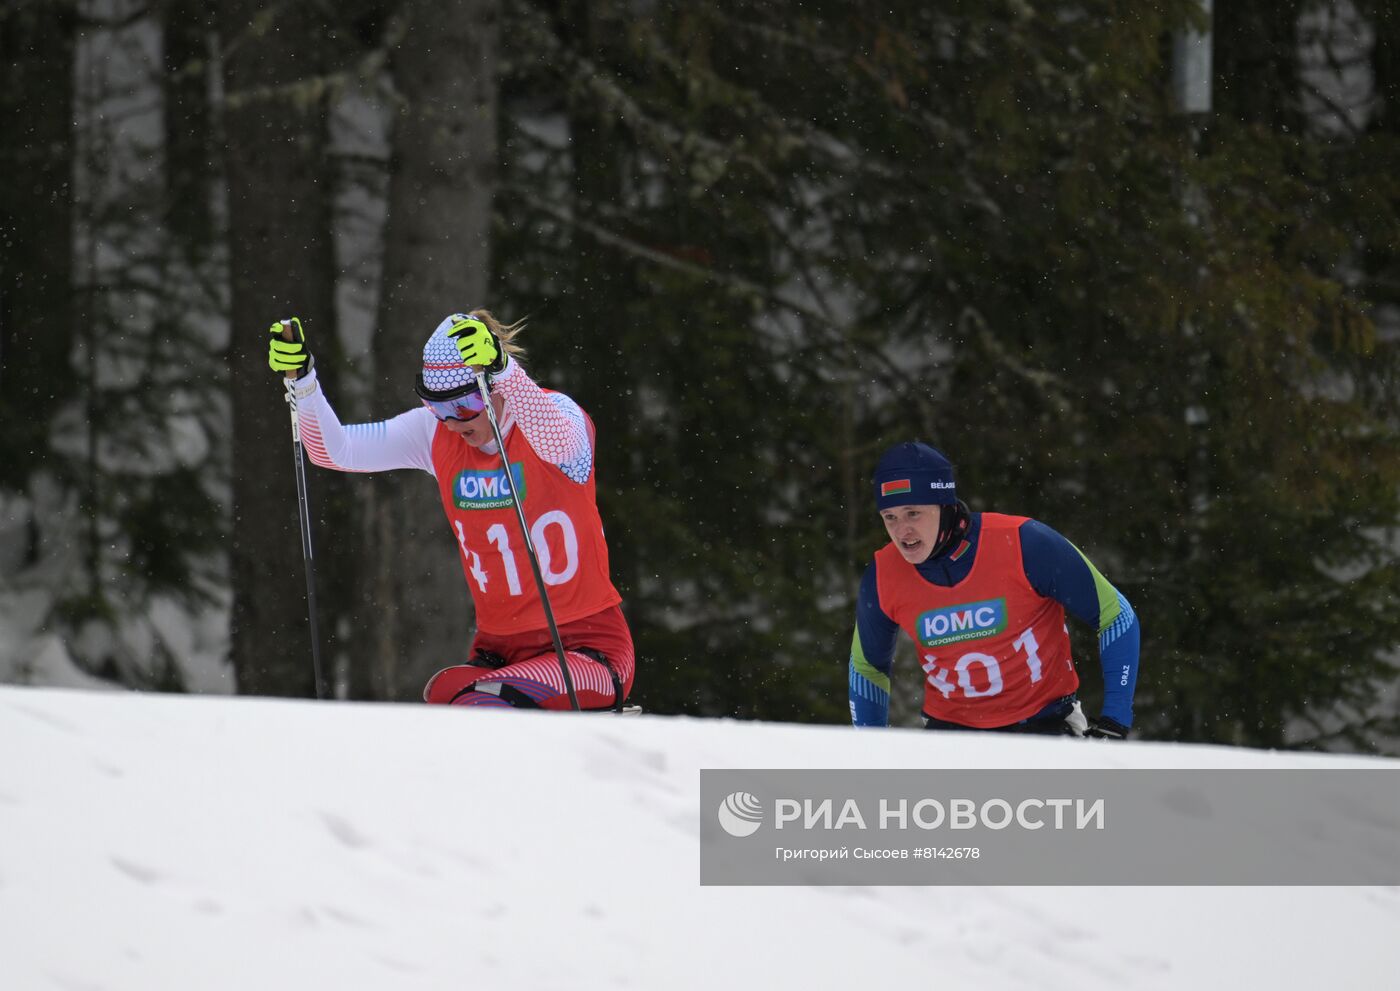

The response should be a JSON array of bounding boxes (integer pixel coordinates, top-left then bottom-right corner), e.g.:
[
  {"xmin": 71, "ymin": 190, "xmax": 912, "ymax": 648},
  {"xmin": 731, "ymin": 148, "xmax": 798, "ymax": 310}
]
[{"xmin": 872, "ymin": 442, "xmax": 957, "ymax": 509}]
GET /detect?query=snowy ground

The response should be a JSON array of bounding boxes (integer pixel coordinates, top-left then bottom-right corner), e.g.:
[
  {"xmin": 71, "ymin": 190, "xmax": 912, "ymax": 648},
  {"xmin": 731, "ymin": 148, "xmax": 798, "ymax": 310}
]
[{"xmin": 2, "ymin": 685, "xmax": 1398, "ymax": 990}]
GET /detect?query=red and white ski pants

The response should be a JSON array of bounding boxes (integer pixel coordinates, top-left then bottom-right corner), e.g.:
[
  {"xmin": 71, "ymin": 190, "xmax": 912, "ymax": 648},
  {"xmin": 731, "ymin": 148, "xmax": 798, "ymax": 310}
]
[{"xmin": 422, "ymin": 605, "xmax": 635, "ymax": 710}]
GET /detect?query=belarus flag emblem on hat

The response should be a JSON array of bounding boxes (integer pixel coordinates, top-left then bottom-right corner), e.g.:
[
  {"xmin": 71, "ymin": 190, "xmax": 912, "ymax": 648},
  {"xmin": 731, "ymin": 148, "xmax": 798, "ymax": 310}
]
[{"xmin": 880, "ymin": 479, "xmax": 912, "ymax": 496}]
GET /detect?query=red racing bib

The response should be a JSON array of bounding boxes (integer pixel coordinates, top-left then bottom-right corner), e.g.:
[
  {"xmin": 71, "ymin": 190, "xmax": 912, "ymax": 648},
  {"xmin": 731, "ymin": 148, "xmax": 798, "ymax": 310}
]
[
  {"xmin": 432, "ymin": 412, "xmax": 620, "ymax": 635},
  {"xmin": 874, "ymin": 513, "xmax": 1079, "ymax": 727}
]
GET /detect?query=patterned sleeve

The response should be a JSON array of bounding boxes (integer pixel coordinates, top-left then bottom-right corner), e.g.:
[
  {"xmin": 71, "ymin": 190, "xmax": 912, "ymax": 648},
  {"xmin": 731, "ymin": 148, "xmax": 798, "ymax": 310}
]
[
  {"xmin": 491, "ymin": 358, "xmax": 594, "ymax": 484},
  {"xmin": 849, "ymin": 561, "xmax": 901, "ymax": 727},
  {"xmin": 1018, "ymin": 520, "xmax": 1141, "ymax": 728},
  {"xmin": 291, "ymin": 369, "xmax": 438, "ymax": 475}
]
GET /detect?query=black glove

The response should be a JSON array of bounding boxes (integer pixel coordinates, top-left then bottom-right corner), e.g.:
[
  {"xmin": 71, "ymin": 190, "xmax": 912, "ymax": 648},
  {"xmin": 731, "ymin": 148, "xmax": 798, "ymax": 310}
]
[
  {"xmin": 1085, "ymin": 716, "xmax": 1130, "ymax": 740},
  {"xmin": 267, "ymin": 317, "xmax": 313, "ymax": 378},
  {"xmin": 446, "ymin": 313, "xmax": 505, "ymax": 374}
]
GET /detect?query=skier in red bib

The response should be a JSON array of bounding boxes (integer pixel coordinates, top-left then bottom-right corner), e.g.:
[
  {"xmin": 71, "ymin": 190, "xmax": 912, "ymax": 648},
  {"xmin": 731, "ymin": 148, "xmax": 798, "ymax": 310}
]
[
  {"xmin": 848, "ymin": 442, "xmax": 1139, "ymax": 736},
  {"xmin": 268, "ymin": 312, "xmax": 634, "ymax": 710}
]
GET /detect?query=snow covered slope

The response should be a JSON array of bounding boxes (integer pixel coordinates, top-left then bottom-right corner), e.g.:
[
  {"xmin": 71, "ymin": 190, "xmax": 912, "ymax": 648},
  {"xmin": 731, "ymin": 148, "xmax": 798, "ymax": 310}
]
[{"xmin": 2, "ymin": 685, "xmax": 1397, "ymax": 990}]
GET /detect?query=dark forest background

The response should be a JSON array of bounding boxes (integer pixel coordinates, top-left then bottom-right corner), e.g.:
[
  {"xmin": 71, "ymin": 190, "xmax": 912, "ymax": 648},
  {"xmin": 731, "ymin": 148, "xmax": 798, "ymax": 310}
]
[{"xmin": 3, "ymin": 0, "xmax": 1400, "ymax": 752}]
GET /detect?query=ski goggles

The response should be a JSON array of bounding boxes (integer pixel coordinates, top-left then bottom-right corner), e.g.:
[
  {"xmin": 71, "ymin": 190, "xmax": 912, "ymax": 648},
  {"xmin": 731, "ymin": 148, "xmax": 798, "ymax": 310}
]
[{"xmin": 414, "ymin": 375, "xmax": 488, "ymax": 421}]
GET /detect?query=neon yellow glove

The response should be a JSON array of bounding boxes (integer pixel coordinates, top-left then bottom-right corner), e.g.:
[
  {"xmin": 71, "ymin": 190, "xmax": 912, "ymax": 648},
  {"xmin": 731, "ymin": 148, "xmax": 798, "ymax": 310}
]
[
  {"xmin": 267, "ymin": 317, "xmax": 313, "ymax": 377},
  {"xmin": 446, "ymin": 314, "xmax": 504, "ymax": 373}
]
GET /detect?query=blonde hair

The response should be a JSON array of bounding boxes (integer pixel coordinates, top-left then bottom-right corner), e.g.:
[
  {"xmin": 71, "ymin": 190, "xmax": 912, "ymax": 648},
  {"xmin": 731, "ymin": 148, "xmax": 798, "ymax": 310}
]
[{"xmin": 471, "ymin": 309, "xmax": 527, "ymax": 363}]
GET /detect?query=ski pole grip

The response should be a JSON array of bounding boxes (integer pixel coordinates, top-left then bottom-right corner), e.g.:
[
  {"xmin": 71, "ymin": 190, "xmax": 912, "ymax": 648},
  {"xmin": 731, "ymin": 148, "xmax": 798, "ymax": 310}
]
[{"xmin": 281, "ymin": 320, "xmax": 298, "ymax": 381}]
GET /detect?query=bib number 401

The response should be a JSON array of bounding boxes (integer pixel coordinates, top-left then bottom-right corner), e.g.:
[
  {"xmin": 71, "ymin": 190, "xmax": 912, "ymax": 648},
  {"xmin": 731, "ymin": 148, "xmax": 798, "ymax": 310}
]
[{"xmin": 922, "ymin": 628, "xmax": 1048, "ymax": 700}]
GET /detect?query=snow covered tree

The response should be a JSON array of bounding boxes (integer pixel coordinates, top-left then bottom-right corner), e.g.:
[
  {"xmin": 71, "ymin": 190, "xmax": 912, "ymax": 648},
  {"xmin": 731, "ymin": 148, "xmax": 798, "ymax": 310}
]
[
  {"xmin": 347, "ymin": 0, "xmax": 501, "ymax": 699},
  {"xmin": 220, "ymin": 0, "xmax": 345, "ymax": 696}
]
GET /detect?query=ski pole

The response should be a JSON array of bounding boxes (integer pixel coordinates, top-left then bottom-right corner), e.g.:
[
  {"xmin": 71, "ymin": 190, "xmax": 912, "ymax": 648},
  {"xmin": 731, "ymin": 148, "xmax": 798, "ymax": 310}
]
[
  {"xmin": 472, "ymin": 367, "xmax": 581, "ymax": 711},
  {"xmin": 280, "ymin": 319, "xmax": 327, "ymax": 700}
]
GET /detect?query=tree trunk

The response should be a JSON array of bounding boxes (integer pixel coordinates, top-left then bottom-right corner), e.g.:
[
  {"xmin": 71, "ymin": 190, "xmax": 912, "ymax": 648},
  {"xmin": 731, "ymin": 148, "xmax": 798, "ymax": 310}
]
[
  {"xmin": 0, "ymin": 1, "xmax": 77, "ymax": 495},
  {"xmin": 162, "ymin": 0, "xmax": 215, "ymax": 258},
  {"xmin": 219, "ymin": 1, "xmax": 340, "ymax": 697},
  {"xmin": 1374, "ymin": 3, "xmax": 1399, "ymax": 134},
  {"xmin": 557, "ymin": 0, "xmax": 640, "ymax": 624},
  {"xmin": 361, "ymin": 0, "xmax": 499, "ymax": 699},
  {"xmin": 1214, "ymin": 0, "xmax": 1304, "ymax": 130}
]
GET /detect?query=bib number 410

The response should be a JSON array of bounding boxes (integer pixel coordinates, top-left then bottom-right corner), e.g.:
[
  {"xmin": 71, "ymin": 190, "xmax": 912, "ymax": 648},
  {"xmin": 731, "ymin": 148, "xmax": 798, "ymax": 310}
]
[
  {"xmin": 454, "ymin": 510, "xmax": 580, "ymax": 596},
  {"xmin": 922, "ymin": 628, "xmax": 1048, "ymax": 700}
]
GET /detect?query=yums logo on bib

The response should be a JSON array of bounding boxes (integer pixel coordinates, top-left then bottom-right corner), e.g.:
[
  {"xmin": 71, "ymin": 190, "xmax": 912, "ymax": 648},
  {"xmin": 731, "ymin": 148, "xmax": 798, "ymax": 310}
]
[
  {"xmin": 453, "ymin": 463, "xmax": 526, "ymax": 510},
  {"xmin": 916, "ymin": 598, "xmax": 1007, "ymax": 647}
]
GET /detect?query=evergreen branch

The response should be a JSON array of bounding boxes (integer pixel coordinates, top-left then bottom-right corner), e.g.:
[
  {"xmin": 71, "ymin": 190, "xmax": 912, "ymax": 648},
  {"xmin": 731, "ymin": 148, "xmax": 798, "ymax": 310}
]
[
  {"xmin": 1300, "ymin": 78, "xmax": 1367, "ymax": 138},
  {"xmin": 512, "ymin": 179, "xmax": 948, "ymax": 411},
  {"xmin": 1288, "ymin": 711, "xmax": 1400, "ymax": 753},
  {"xmin": 506, "ymin": 0, "xmax": 806, "ymax": 187},
  {"xmin": 220, "ymin": 2, "xmax": 395, "ymax": 111},
  {"xmin": 694, "ymin": 9, "xmax": 850, "ymax": 63},
  {"xmin": 73, "ymin": 2, "xmax": 152, "ymax": 31},
  {"xmin": 959, "ymin": 305, "xmax": 1079, "ymax": 418},
  {"xmin": 506, "ymin": 181, "xmax": 831, "ymax": 326}
]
